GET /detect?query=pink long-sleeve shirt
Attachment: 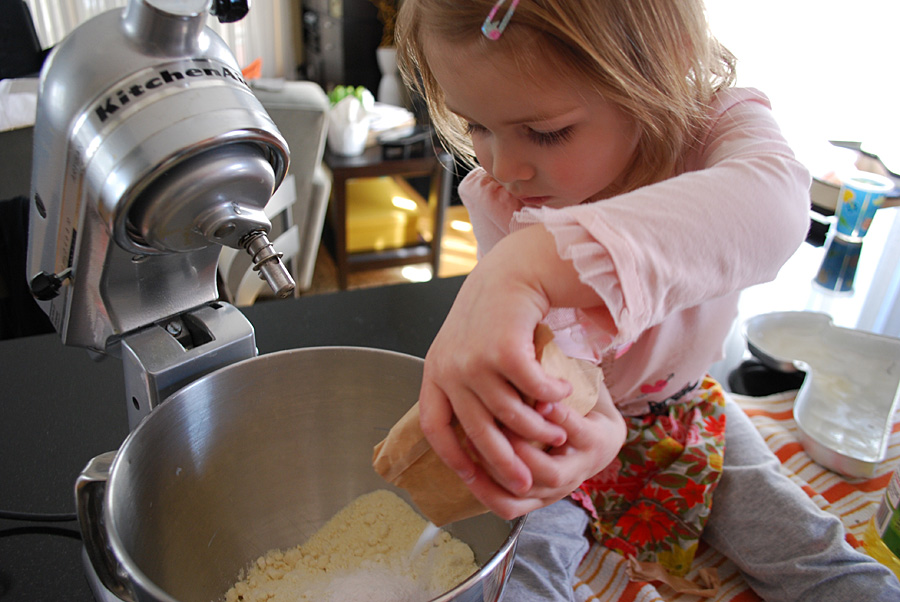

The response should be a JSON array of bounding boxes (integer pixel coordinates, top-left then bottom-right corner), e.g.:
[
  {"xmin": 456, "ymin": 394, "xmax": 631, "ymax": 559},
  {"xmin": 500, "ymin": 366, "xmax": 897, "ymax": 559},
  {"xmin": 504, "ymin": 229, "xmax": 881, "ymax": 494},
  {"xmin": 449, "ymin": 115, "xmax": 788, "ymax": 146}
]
[{"xmin": 458, "ymin": 88, "xmax": 811, "ymax": 416}]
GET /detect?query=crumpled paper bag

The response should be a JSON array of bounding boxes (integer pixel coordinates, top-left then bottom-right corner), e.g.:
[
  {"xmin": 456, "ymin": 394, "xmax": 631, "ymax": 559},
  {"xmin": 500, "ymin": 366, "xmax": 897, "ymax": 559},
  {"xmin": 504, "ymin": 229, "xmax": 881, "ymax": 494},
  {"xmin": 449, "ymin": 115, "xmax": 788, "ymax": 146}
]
[
  {"xmin": 626, "ymin": 557, "xmax": 720, "ymax": 597},
  {"xmin": 326, "ymin": 91, "xmax": 374, "ymax": 156},
  {"xmin": 372, "ymin": 325, "xmax": 604, "ymax": 526}
]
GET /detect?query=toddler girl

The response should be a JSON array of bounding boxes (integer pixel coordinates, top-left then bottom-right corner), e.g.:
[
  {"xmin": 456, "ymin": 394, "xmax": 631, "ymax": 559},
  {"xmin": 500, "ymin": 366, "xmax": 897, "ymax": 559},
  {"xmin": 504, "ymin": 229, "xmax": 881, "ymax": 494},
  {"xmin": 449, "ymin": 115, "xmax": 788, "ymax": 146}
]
[{"xmin": 394, "ymin": 0, "xmax": 900, "ymax": 600}]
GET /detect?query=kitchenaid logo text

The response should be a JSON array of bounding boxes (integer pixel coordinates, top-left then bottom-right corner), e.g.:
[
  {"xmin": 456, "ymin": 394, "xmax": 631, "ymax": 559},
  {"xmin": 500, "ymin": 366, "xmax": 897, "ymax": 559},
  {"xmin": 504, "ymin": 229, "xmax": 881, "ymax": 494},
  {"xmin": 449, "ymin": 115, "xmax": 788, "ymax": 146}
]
[{"xmin": 93, "ymin": 62, "xmax": 248, "ymax": 123}]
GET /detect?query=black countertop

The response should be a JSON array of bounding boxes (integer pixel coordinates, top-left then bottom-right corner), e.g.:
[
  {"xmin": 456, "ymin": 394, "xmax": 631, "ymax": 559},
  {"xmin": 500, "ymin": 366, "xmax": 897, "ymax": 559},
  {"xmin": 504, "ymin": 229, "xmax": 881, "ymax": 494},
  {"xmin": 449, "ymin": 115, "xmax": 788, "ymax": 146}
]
[{"xmin": 0, "ymin": 275, "xmax": 463, "ymax": 602}]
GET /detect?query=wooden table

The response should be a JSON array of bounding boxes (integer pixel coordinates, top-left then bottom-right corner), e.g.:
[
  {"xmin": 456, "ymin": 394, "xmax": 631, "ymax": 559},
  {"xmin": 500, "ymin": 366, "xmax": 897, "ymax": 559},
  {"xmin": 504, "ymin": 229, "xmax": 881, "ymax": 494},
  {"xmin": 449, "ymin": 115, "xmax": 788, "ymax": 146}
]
[{"xmin": 324, "ymin": 144, "xmax": 454, "ymax": 289}]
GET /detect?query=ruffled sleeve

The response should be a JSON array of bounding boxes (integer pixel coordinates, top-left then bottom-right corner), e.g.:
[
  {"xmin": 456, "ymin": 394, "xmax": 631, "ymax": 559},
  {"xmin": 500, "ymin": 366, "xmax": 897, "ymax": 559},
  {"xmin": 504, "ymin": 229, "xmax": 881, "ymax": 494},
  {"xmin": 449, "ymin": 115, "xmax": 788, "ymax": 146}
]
[
  {"xmin": 457, "ymin": 169, "xmax": 522, "ymax": 260},
  {"xmin": 513, "ymin": 88, "xmax": 810, "ymax": 347}
]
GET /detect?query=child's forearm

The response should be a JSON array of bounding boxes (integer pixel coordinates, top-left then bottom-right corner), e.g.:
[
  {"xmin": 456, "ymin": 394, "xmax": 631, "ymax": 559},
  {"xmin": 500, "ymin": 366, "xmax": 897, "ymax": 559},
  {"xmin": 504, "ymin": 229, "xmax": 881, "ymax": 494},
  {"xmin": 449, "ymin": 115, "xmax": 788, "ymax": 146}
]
[{"xmin": 492, "ymin": 224, "xmax": 611, "ymax": 315}]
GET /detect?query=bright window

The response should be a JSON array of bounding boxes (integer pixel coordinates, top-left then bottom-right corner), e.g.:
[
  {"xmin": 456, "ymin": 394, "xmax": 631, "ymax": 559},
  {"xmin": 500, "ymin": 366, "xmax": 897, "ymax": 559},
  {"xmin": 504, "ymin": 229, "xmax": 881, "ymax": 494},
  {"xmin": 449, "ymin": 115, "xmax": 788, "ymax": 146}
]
[{"xmin": 706, "ymin": 0, "xmax": 898, "ymax": 166}]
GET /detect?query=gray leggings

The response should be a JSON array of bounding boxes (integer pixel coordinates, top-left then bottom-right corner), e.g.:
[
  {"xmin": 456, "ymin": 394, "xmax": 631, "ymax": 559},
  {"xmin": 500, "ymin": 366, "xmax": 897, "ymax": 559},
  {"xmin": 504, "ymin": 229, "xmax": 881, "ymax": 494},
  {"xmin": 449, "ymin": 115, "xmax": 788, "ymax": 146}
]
[{"xmin": 503, "ymin": 397, "xmax": 900, "ymax": 601}]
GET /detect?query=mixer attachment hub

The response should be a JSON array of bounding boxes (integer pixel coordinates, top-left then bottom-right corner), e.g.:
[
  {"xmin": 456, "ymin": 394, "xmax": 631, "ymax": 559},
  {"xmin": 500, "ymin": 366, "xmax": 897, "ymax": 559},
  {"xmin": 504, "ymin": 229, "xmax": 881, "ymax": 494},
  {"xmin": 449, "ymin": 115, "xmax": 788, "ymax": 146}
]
[{"xmin": 241, "ymin": 231, "xmax": 295, "ymax": 298}]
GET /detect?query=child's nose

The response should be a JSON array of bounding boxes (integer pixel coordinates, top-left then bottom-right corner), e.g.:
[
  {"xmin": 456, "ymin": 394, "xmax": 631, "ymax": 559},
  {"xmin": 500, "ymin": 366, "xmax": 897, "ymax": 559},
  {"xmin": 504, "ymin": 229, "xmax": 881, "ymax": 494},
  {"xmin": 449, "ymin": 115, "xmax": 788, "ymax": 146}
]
[{"xmin": 490, "ymin": 140, "xmax": 534, "ymax": 185}]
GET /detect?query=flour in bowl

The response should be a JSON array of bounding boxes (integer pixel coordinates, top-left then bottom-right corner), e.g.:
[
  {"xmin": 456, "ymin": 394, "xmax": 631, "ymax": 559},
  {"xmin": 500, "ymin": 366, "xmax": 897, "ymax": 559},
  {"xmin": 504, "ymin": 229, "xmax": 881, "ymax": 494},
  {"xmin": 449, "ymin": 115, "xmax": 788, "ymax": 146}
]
[{"xmin": 224, "ymin": 489, "xmax": 478, "ymax": 602}]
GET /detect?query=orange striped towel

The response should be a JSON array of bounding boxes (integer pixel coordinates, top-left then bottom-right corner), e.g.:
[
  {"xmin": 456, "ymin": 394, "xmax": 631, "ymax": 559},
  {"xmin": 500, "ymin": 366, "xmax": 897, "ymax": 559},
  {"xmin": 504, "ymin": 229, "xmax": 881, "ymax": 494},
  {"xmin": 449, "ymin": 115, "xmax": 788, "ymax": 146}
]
[{"xmin": 573, "ymin": 391, "xmax": 899, "ymax": 601}]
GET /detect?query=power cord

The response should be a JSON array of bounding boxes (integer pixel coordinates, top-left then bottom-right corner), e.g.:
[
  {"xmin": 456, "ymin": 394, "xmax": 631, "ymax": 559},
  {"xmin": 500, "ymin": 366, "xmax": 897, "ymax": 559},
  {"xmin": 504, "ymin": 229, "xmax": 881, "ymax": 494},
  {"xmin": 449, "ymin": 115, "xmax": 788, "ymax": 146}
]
[
  {"xmin": 0, "ymin": 509, "xmax": 77, "ymax": 522},
  {"xmin": 0, "ymin": 509, "xmax": 81, "ymax": 542}
]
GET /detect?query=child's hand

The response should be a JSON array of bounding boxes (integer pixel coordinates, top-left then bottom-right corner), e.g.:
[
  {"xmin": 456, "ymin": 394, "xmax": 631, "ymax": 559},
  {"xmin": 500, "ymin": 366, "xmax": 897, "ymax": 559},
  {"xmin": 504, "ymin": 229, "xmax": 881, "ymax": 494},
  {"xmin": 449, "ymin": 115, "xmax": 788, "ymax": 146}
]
[
  {"xmin": 419, "ymin": 225, "xmax": 607, "ymax": 500},
  {"xmin": 472, "ymin": 389, "xmax": 626, "ymax": 519}
]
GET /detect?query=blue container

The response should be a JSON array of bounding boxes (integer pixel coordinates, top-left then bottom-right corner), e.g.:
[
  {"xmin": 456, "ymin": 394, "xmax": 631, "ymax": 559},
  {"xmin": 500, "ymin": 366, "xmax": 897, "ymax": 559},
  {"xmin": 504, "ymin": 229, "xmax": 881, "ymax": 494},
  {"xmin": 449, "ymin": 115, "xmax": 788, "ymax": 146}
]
[
  {"xmin": 815, "ymin": 234, "xmax": 862, "ymax": 292},
  {"xmin": 834, "ymin": 172, "xmax": 895, "ymax": 239}
]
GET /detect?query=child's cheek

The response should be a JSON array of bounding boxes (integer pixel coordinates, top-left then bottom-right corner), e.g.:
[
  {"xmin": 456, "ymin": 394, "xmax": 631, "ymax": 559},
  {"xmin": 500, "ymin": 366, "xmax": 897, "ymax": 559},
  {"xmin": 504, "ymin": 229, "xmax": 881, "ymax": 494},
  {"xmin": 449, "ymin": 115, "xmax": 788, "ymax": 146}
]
[{"xmin": 471, "ymin": 139, "xmax": 492, "ymax": 173}]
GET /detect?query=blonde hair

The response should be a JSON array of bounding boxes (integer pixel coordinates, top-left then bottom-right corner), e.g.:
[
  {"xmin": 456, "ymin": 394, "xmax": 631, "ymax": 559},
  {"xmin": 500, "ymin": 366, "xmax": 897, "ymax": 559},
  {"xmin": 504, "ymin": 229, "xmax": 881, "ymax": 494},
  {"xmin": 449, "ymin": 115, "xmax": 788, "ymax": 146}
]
[{"xmin": 396, "ymin": 0, "xmax": 736, "ymax": 192}]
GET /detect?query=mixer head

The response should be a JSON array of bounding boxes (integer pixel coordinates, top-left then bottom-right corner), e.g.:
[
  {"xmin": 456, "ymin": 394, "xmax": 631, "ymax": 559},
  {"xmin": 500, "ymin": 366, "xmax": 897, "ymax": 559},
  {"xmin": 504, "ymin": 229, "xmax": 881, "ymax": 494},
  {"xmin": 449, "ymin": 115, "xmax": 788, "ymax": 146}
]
[{"xmin": 26, "ymin": 0, "xmax": 295, "ymax": 353}]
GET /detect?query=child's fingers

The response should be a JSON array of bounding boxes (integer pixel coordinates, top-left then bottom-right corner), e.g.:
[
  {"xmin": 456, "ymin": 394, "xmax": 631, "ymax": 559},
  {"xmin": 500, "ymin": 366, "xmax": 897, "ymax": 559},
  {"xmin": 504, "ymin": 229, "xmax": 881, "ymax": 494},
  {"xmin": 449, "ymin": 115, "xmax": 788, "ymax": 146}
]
[
  {"xmin": 460, "ymin": 461, "xmax": 550, "ymax": 520},
  {"xmin": 536, "ymin": 395, "xmax": 618, "ymax": 451},
  {"xmin": 508, "ymin": 362, "xmax": 574, "ymax": 407},
  {"xmin": 477, "ymin": 376, "xmax": 567, "ymax": 448},
  {"xmin": 420, "ymin": 378, "xmax": 536, "ymax": 495},
  {"xmin": 533, "ymin": 400, "xmax": 591, "ymax": 444},
  {"xmin": 513, "ymin": 405, "xmax": 623, "ymax": 498},
  {"xmin": 418, "ymin": 380, "xmax": 479, "ymax": 484},
  {"xmin": 440, "ymin": 382, "xmax": 535, "ymax": 495}
]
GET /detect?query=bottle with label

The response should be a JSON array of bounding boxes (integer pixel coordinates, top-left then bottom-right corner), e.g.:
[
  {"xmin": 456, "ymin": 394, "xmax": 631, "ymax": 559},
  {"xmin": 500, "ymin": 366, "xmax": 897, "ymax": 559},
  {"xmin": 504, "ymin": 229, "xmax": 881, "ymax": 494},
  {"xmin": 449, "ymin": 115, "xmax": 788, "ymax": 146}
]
[{"xmin": 864, "ymin": 468, "xmax": 900, "ymax": 579}]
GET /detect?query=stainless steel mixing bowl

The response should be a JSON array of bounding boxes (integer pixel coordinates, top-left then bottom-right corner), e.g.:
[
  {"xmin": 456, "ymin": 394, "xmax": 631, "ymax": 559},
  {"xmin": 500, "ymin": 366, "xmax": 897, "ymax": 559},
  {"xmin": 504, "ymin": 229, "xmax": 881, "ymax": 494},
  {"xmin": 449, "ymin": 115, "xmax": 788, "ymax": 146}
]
[{"xmin": 77, "ymin": 347, "xmax": 524, "ymax": 602}]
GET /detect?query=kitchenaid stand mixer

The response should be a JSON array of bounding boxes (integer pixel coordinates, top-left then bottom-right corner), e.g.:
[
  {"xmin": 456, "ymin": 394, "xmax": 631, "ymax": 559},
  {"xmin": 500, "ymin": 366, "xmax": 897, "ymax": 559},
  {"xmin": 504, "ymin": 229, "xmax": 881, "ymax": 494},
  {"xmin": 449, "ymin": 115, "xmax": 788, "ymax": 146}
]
[
  {"xmin": 26, "ymin": 0, "xmax": 294, "ymax": 431},
  {"xmin": 26, "ymin": 2, "xmax": 299, "ymax": 598}
]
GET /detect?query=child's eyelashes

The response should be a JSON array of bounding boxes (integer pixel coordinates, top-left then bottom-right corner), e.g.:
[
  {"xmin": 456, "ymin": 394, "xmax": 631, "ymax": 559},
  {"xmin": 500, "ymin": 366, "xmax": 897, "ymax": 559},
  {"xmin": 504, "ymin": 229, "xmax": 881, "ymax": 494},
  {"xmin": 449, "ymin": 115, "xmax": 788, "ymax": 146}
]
[
  {"xmin": 527, "ymin": 126, "xmax": 574, "ymax": 147},
  {"xmin": 464, "ymin": 122, "xmax": 574, "ymax": 147}
]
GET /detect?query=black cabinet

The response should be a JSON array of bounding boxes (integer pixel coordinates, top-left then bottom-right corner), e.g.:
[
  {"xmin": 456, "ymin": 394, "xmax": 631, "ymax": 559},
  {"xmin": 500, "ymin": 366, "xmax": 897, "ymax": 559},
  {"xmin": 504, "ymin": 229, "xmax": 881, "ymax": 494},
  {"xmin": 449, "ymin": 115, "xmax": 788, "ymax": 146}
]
[{"xmin": 300, "ymin": 0, "xmax": 383, "ymax": 95}]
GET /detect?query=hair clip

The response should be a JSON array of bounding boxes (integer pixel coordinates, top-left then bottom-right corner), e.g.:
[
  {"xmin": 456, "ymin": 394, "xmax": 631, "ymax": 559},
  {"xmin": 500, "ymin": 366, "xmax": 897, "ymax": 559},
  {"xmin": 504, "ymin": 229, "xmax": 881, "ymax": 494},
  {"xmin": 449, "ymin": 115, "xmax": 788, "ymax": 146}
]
[{"xmin": 481, "ymin": 0, "xmax": 519, "ymax": 40}]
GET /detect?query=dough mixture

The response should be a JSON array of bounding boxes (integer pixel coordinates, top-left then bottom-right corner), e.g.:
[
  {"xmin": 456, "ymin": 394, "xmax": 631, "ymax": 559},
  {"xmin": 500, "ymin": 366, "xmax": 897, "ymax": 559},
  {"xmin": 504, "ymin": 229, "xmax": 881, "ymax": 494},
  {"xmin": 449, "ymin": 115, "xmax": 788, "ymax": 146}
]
[{"xmin": 224, "ymin": 489, "xmax": 479, "ymax": 602}]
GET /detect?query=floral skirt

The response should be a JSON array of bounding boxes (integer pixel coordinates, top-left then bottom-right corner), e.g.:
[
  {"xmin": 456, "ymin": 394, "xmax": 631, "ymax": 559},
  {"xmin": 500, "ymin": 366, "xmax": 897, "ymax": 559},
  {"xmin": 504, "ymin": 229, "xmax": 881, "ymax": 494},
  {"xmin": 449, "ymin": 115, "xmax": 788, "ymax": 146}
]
[{"xmin": 570, "ymin": 377, "xmax": 727, "ymax": 577}]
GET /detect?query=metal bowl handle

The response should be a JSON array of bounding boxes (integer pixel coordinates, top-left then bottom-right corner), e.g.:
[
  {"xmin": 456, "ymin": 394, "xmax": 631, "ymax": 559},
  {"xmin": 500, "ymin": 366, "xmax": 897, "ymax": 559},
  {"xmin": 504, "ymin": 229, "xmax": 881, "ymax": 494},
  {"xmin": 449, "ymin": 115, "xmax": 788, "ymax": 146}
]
[{"xmin": 76, "ymin": 451, "xmax": 136, "ymax": 602}]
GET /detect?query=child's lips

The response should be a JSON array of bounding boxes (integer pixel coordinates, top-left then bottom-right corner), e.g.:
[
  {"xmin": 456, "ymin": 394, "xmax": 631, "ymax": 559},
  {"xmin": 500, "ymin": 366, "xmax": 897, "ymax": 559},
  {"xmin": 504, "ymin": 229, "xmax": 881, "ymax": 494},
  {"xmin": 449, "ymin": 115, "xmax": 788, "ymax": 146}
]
[{"xmin": 518, "ymin": 195, "xmax": 551, "ymax": 205}]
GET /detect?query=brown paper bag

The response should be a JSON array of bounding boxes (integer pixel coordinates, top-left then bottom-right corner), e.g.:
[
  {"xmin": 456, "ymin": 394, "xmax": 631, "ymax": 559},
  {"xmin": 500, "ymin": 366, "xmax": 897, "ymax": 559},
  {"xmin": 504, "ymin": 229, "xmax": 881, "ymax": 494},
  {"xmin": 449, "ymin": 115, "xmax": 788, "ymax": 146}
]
[
  {"xmin": 372, "ymin": 325, "xmax": 603, "ymax": 526},
  {"xmin": 626, "ymin": 558, "xmax": 720, "ymax": 598}
]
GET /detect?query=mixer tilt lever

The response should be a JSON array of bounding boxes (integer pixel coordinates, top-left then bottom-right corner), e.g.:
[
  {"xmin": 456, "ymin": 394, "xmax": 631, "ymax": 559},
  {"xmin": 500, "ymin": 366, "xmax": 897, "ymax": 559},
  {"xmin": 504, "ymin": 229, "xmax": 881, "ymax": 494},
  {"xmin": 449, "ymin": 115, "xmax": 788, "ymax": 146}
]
[{"xmin": 241, "ymin": 231, "xmax": 295, "ymax": 298}]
